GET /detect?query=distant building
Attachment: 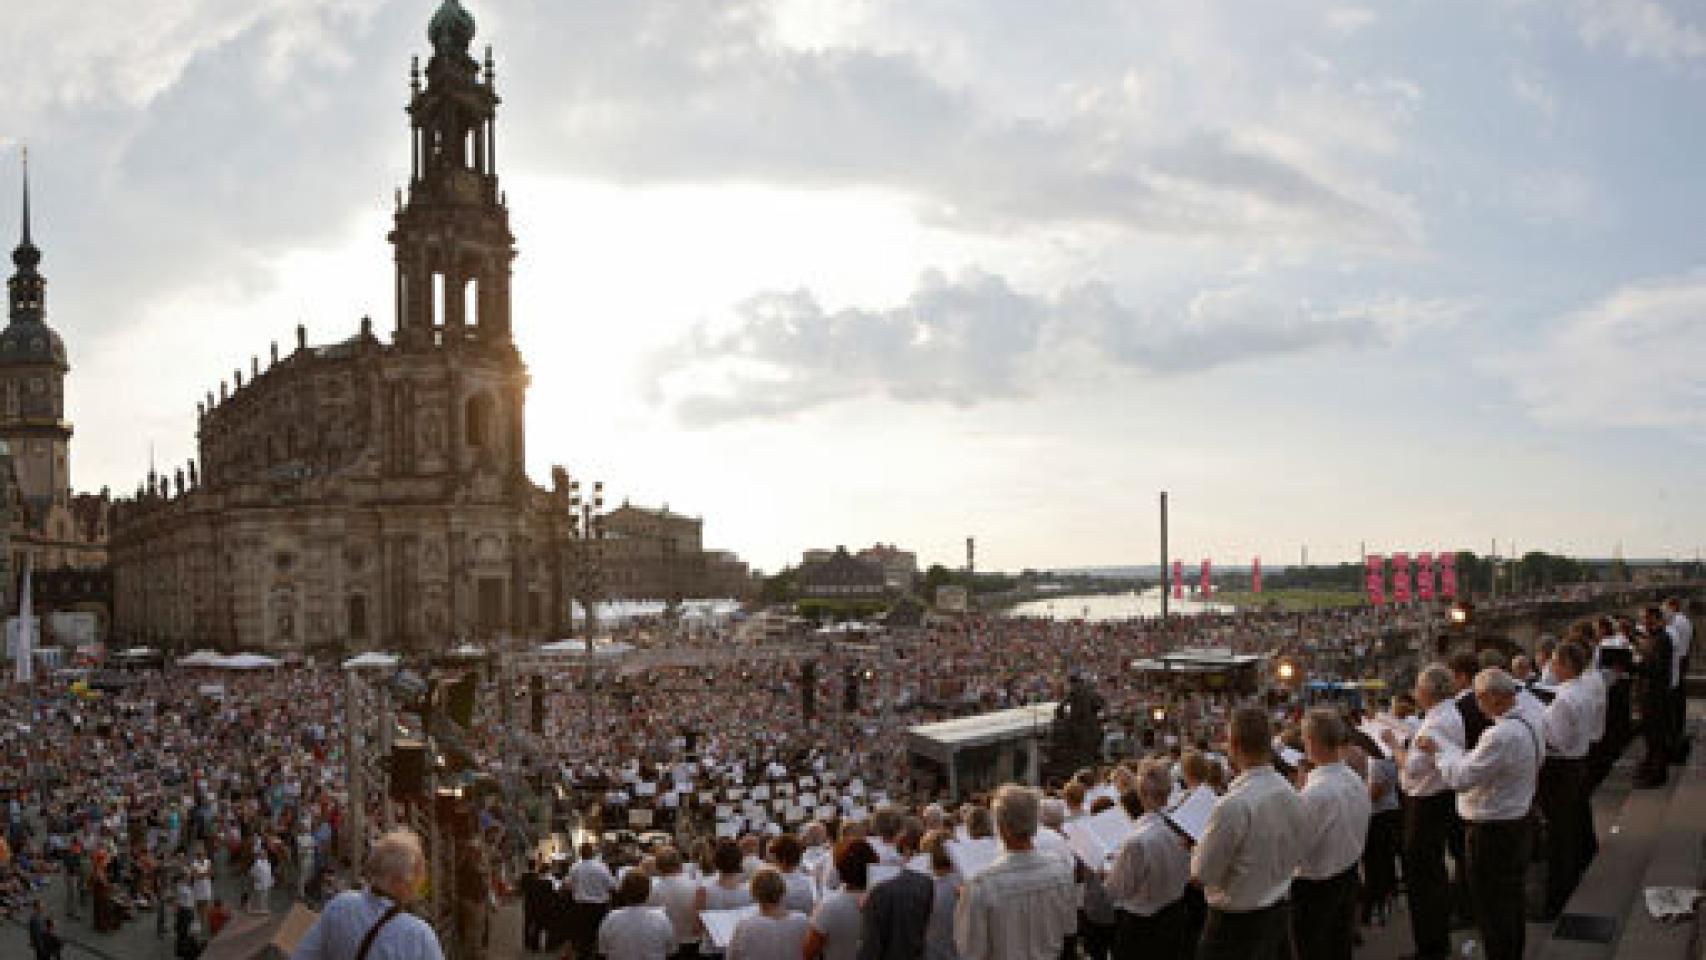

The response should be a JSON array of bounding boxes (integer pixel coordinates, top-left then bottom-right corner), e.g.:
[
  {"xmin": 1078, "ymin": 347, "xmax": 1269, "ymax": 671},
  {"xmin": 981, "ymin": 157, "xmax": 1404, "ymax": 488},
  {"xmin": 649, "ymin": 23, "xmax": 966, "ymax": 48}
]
[
  {"xmin": 797, "ymin": 547, "xmax": 887, "ymax": 601},
  {"xmin": 802, "ymin": 548, "xmax": 835, "ymax": 566},
  {"xmin": 934, "ymin": 585, "xmax": 969, "ymax": 613},
  {"xmin": 597, "ymin": 503, "xmax": 751, "ymax": 600},
  {"xmin": 856, "ymin": 543, "xmax": 918, "ymax": 592}
]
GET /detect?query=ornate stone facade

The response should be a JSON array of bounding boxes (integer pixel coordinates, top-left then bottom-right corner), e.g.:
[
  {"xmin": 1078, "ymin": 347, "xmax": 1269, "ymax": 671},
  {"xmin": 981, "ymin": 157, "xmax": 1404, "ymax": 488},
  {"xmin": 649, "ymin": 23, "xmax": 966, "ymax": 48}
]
[
  {"xmin": 108, "ymin": 2, "xmax": 747, "ymax": 653},
  {"xmin": 0, "ymin": 154, "xmax": 111, "ymax": 621},
  {"xmin": 110, "ymin": 3, "xmax": 562, "ymax": 653}
]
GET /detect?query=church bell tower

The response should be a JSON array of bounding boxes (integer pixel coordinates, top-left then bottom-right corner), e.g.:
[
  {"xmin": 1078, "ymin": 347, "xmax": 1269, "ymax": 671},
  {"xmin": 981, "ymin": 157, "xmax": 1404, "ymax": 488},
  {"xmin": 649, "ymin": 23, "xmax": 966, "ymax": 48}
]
[
  {"xmin": 0, "ymin": 150, "xmax": 74, "ymax": 509},
  {"xmin": 390, "ymin": 0, "xmax": 515, "ymax": 351}
]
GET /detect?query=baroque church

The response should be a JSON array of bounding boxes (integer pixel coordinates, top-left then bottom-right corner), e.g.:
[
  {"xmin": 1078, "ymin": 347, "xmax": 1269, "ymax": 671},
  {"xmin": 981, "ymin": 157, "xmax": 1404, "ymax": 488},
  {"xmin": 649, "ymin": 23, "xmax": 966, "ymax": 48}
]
[{"xmin": 109, "ymin": 0, "xmax": 748, "ymax": 653}]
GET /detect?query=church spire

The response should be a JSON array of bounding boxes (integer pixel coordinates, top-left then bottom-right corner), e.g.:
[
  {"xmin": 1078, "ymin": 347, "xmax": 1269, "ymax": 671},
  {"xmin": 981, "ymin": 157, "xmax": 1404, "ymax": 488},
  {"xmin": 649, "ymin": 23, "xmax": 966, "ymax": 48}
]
[
  {"xmin": 13, "ymin": 146, "xmax": 40, "ymax": 273},
  {"xmin": 8, "ymin": 146, "xmax": 48, "ymax": 327}
]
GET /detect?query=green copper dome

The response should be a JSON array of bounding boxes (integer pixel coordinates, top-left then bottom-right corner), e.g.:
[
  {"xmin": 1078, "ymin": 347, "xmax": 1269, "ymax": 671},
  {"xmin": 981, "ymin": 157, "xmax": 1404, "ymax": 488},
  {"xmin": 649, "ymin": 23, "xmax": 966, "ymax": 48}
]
[{"xmin": 429, "ymin": 0, "xmax": 476, "ymax": 58}]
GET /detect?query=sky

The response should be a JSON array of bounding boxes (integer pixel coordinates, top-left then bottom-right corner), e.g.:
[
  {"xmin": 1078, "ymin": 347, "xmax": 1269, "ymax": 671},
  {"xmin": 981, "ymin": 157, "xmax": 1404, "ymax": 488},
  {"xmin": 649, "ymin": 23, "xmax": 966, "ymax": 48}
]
[{"xmin": 2, "ymin": 0, "xmax": 1704, "ymax": 574}]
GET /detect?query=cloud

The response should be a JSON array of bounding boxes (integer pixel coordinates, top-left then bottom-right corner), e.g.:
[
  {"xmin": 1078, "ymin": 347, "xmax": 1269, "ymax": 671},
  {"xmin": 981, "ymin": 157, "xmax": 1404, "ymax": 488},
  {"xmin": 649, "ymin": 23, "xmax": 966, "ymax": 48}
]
[
  {"xmin": 490, "ymin": 0, "xmax": 1420, "ymax": 249},
  {"xmin": 1503, "ymin": 270, "xmax": 1706, "ymax": 431},
  {"xmin": 1575, "ymin": 0, "xmax": 1706, "ymax": 62},
  {"xmin": 648, "ymin": 269, "xmax": 1446, "ymax": 425}
]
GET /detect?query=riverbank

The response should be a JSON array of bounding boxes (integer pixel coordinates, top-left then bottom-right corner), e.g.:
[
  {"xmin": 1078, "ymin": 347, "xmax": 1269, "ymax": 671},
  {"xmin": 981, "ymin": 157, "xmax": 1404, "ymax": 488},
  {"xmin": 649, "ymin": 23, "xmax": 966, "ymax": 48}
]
[{"xmin": 1209, "ymin": 588, "xmax": 1366, "ymax": 612}]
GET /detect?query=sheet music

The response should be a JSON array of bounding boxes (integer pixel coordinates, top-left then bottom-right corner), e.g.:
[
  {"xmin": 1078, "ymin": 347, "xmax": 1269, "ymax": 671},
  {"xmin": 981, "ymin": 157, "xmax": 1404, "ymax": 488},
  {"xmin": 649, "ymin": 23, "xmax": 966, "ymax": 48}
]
[
  {"xmin": 1164, "ymin": 785, "xmax": 1217, "ymax": 842},
  {"xmin": 1063, "ymin": 807, "xmax": 1134, "ymax": 868},
  {"xmin": 700, "ymin": 906, "xmax": 759, "ymax": 950},
  {"xmin": 946, "ymin": 837, "xmax": 1000, "ymax": 878},
  {"xmin": 1357, "ymin": 716, "xmax": 1407, "ymax": 758}
]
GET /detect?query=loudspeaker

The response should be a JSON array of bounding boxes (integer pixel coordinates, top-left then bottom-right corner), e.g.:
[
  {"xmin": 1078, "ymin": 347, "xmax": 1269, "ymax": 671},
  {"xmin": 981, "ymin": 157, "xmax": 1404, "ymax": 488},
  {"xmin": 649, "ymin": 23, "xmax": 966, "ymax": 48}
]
[
  {"xmin": 443, "ymin": 674, "xmax": 477, "ymax": 728},
  {"xmin": 801, "ymin": 661, "xmax": 818, "ymax": 720},
  {"xmin": 390, "ymin": 739, "xmax": 428, "ymax": 798},
  {"xmin": 529, "ymin": 675, "xmax": 544, "ymax": 734}
]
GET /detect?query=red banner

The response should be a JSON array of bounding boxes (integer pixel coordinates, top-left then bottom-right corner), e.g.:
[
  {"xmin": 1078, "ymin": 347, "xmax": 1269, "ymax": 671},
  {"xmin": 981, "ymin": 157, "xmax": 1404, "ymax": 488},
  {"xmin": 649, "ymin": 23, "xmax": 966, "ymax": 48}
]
[
  {"xmin": 1417, "ymin": 552, "xmax": 1435, "ymax": 602},
  {"xmin": 1200, "ymin": 559, "xmax": 1212, "ymax": 600},
  {"xmin": 1252, "ymin": 556, "xmax": 1262, "ymax": 594},
  {"xmin": 1172, "ymin": 561, "xmax": 1183, "ymax": 600},
  {"xmin": 1439, "ymin": 552, "xmax": 1458, "ymax": 600},
  {"xmin": 1365, "ymin": 554, "xmax": 1385, "ymax": 606},
  {"xmin": 1392, "ymin": 552, "xmax": 1412, "ymax": 604}
]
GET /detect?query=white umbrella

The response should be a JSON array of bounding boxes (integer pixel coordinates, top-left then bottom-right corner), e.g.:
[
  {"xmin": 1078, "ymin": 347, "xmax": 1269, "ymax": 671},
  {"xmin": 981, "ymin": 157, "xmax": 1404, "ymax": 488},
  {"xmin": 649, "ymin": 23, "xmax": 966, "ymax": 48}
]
[
  {"xmin": 177, "ymin": 649, "xmax": 224, "ymax": 667},
  {"xmin": 342, "ymin": 651, "xmax": 400, "ymax": 670}
]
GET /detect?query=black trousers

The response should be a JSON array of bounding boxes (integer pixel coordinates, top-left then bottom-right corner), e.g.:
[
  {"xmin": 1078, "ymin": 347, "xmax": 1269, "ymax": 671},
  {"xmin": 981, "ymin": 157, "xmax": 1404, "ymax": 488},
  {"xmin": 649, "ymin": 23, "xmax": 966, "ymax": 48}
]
[
  {"xmin": 1671, "ymin": 673, "xmax": 1690, "ymax": 762},
  {"xmin": 1465, "ymin": 818, "xmax": 1532, "ymax": 960},
  {"xmin": 1196, "ymin": 900, "xmax": 1289, "ymax": 960},
  {"xmin": 1292, "ymin": 865, "xmax": 1358, "ymax": 960},
  {"xmin": 1538, "ymin": 757, "xmax": 1589, "ymax": 916},
  {"xmin": 1639, "ymin": 694, "xmax": 1670, "ymax": 782},
  {"xmin": 1112, "ymin": 900, "xmax": 1185, "ymax": 960},
  {"xmin": 1081, "ymin": 918, "xmax": 1115, "ymax": 960},
  {"xmin": 1401, "ymin": 792, "xmax": 1455, "ymax": 959},
  {"xmin": 1361, "ymin": 808, "xmax": 1402, "ymax": 921}
]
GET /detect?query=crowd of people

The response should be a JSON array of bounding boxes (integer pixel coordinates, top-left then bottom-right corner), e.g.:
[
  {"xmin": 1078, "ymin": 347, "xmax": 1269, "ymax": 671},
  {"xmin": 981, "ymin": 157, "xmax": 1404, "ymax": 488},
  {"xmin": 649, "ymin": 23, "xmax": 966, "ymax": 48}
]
[
  {"xmin": 0, "ymin": 589, "xmax": 1691, "ymax": 960},
  {"xmin": 498, "ymin": 597, "xmax": 1690, "ymax": 960}
]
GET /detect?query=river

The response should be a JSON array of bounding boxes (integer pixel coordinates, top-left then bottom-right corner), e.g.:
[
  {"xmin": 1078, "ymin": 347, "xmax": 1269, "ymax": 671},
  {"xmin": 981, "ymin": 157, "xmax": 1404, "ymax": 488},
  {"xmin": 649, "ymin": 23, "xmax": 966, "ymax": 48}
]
[{"xmin": 1008, "ymin": 587, "xmax": 1233, "ymax": 621}]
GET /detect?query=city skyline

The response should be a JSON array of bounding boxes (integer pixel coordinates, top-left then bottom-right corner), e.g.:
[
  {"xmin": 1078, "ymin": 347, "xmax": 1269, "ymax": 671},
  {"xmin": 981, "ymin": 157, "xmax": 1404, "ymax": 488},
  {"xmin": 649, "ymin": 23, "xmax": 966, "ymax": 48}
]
[{"xmin": 3, "ymin": 0, "xmax": 1704, "ymax": 574}]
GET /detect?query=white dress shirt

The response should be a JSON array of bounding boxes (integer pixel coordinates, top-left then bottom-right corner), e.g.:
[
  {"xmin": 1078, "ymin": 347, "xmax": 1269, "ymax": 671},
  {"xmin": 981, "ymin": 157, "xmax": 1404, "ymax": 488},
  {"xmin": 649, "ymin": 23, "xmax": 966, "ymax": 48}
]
[
  {"xmin": 1191, "ymin": 765, "xmax": 1307, "ymax": 912},
  {"xmin": 1103, "ymin": 812, "xmax": 1189, "ymax": 917},
  {"xmin": 953, "ymin": 847, "xmax": 1077, "ymax": 960},
  {"xmin": 1296, "ymin": 762, "xmax": 1371, "ymax": 880},
  {"xmin": 647, "ymin": 873, "xmax": 703, "ymax": 946},
  {"xmin": 570, "ymin": 858, "xmax": 617, "ymax": 903},
  {"xmin": 1433, "ymin": 701, "xmax": 1543, "ymax": 822},
  {"xmin": 1670, "ymin": 613, "xmax": 1693, "ymax": 687},
  {"xmin": 1399, "ymin": 700, "xmax": 1465, "ymax": 798},
  {"xmin": 1579, "ymin": 668, "xmax": 1607, "ymax": 743},
  {"xmin": 1543, "ymin": 677, "xmax": 1595, "ymax": 759},
  {"xmin": 599, "ymin": 905, "xmax": 677, "ymax": 960}
]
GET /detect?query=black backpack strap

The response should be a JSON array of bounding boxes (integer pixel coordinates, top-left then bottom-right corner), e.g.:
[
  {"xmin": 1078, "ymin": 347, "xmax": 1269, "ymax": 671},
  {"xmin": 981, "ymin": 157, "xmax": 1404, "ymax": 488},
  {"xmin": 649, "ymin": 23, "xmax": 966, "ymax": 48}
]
[{"xmin": 355, "ymin": 902, "xmax": 404, "ymax": 960}]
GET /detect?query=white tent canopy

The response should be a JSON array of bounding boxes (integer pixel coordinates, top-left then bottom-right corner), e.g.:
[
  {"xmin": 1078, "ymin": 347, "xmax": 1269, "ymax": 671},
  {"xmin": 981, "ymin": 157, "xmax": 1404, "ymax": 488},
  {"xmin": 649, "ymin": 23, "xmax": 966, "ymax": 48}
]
[
  {"xmin": 215, "ymin": 653, "xmax": 282, "ymax": 670},
  {"xmin": 177, "ymin": 649, "xmax": 225, "ymax": 667},
  {"xmin": 342, "ymin": 651, "xmax": 400, "ymax": 671},
  {"xmin": 535, "ymin": 638, "xmax": 634, "ymax": 658}
]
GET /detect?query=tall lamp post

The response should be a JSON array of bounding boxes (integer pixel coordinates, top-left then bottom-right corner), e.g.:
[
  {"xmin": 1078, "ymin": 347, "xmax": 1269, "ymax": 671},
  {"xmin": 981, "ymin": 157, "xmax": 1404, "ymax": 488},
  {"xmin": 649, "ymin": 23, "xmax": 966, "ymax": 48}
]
[{"xmin": 565, "ymin": 474, "xmax": 605, "ymax": 760}]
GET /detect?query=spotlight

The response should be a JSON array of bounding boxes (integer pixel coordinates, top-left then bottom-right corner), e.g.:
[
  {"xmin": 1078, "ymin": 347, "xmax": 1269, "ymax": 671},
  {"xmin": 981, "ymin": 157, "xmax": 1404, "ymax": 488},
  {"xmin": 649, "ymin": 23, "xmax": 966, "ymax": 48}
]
[
  {"xmin": 1276, "ymin": 660, "xmax": 1298, "ymax": 683},
  {"xmin": 1150, "ymin": 705, "xmax": 1167, "ymax": 723},
  {"xmin": 1449, "ymin": 602, "xmax": 1472, "ymax": 625}
]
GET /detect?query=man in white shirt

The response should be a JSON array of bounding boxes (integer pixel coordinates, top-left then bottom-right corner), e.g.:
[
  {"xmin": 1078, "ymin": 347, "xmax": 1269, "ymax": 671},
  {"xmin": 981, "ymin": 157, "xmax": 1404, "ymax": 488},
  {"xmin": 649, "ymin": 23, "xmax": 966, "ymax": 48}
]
[
  {"xmin": 1382, "ymin": 664, "xmax": 1462, "ymax": 960},
  {"xmin": 1291, "ymin": 709, "xmax": 1371, "ymax": 960},
  {"xmin": 1103, "ymin": 760, "xmax": 1189, "ymax": 960},
  {"xmin": 291, "ymin": 829, "xmax": 444, "ymax": 960},
  {"xmin": 954, "ymin": 785, "xmax": 1077, "ymax": 960},
  {"xmin": 1538, "ymin": 641, "xmax": 1598, "ymax": 918},
  {"xmin": 1415, "ymin": 669, "xmax": 1543, "ymax": 960},
  {"xmin": 1191, "ymin": 705, "xmax": 1307, "ymax": 960},
  {"xmin": 570, "ymin": 842, "xmax": 617, "ymax": 960}
]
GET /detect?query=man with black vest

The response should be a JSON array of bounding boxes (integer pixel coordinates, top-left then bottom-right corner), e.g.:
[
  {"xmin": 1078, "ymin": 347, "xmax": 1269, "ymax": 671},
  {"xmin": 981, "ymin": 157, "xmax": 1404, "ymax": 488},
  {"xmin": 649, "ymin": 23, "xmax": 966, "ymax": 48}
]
[{"xmin": 1635, "ymin": 608, "xmax": 1675, "ymax": 789}]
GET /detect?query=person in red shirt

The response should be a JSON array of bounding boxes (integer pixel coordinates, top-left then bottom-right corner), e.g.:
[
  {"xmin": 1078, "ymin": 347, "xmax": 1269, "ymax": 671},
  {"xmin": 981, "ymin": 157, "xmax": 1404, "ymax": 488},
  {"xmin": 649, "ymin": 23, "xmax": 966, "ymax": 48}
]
[{"xmin": 208, "ymin": 898, "xmax": 231, "ymax": 938}]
